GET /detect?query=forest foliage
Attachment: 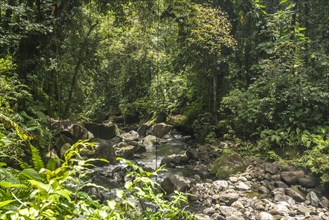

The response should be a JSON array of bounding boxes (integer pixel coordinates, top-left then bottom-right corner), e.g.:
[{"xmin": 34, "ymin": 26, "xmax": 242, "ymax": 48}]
[{"xmin": 1, "ymin": 0, "xmax": 329, "ymax": 218}]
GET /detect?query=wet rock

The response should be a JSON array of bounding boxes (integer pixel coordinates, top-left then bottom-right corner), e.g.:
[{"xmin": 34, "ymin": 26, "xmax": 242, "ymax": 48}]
[
  {"xmin": 93, "ymin": 138, "xmax": 116, "ymax": 165},
  {"xmin": 161, "ymin": 173, "xmax": 195, "ymax": 194},
  {"xmin": 85, "ymin": 122, "xmax": 119, "ymax": 140},
  {"xmin": 258, "ymin": 211, "xmax": 274, "ymax": 220},
  {"xmin": 150, "ymin": 123, "xmax": 173, "ymax": 138},
  {"xmin": 186, "ymin": 148, "xmax": 199, "ymax": 160},
  {"xmin": 285, "ymin": 188, "xmax": 305, "ymax": 202},
  {"xmin": 142, "ymin": 135, "xmax": 159, "ymax": 149},
  {"xmin": 114, "ymin": 141, "xmax": 146, "ymax": 159},
  {"xmin": 307, "ymin": 191, "xmax": 321, "ymax": 207},
  {"xmin": 281, "ymin": 170, "xmax": 305, "ymax": 185},
  {"xmin": 121, "ymin": 130, "xmax": 139, "ymax": 141},
  {"xmin": 161, "ymin": 153, "xmax": 188, "ymax": 167}
]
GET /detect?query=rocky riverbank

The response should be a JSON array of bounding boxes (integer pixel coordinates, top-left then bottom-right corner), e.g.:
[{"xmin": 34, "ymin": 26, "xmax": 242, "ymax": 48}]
[
  {"xmin": 49, "ymin": 119, "xmax": 329, "ymax": 219},
  {"xmin": 189, "ymin": 159, "xmax": 329, "ymax": 220}
]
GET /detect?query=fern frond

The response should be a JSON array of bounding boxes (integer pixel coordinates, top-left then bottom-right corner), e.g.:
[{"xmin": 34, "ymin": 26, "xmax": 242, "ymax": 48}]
[{"xmin": 30, "ymin": 144, "xmax": 44, "ymax": 171}]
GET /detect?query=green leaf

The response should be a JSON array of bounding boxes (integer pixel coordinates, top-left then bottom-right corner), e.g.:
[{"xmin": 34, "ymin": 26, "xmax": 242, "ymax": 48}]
[
  {"xmin": 30, "ymin": 144, "xmax": 44, "ymax": 171},
  {"xmin": 0, "ymin": 200, "xmax": 15, "ymax": 208},
  {"xmin": 0, "ymin": 181, "xmax": 28, "ymax": 189},
  {"xmin": 54, "ymin": 189, "xmax": 72, "ymax": 201},
  {"xmin": 18, "ymin": 168, "xmax": 43, "ymax": 182}
]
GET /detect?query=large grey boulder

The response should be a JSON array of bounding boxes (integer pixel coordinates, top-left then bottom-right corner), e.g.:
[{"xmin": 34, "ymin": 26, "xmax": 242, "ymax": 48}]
[
  {"xmin": 281, "ymin": 170, "xmax": 305, "ymax": 185},
  {"xmin": 306, "ymin": 191, "xmax": 320, "ymax": 207},
  {"xmin": 142, "ymin": 135, "xmax": 159, "ymax": 149},
  {"xmin": 285, "ymin": 188, "xmax": 305, "ymax": 202},
  {"xmin": 121, "ymin": 130, "xmax": 140, "ymax": 141},
  {"xmin": 150, "ymin": 123, "xmax": 173, "ymax": 138},
  {"xmin": 85, "ymin": 122, "xmax": 119, "ymax": 140},
  {"xmin": 161, "ymin": 173, "xmax": 195, "ymax": 194},
  {"xmin": 114, "ymin": 141, "xmax": 146, "ymax": 159},
  {"xmin": 93, "ymin": 138, "xmax": 116, "ymax": 165}
]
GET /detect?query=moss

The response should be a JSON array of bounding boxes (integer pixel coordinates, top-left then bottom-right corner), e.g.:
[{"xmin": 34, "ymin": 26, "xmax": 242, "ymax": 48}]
[{"xmin": 210, "ymin": 150, "xmax": 246, "ymax": 179}]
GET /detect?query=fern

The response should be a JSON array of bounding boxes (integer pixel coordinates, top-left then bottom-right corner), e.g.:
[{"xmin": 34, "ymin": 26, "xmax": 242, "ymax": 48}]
[{"xmin": 30, "ymin": 144, "xmax": 44, "ymax": 171}]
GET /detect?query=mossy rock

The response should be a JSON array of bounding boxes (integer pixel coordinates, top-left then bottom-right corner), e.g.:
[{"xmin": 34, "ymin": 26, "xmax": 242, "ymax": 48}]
[{"xmin": 210, "ymin": 150, "xmax": 246, "ymax": 179}]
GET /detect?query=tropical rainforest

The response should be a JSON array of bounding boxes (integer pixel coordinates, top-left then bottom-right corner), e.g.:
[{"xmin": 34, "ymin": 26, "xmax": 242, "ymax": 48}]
[{"xmin": 0, "ymin": 0, "xmax": 329, "ymax": 219}]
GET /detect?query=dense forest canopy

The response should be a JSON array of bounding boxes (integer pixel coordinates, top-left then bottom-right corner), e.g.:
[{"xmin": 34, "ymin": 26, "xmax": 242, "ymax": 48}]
[{"xmin": 1, "ymin": 0, "xmax": 329, "ymax": 218}]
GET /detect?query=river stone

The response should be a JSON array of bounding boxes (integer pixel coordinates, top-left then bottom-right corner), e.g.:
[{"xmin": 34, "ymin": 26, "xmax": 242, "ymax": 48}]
[
  {"xmin": 161, "ymin": 173, "xmax": 195, "ymax": 194},
  {"xmin": 210, "ymin": 151, "xmax": 246, "ymax": 179},
  {"xmin": 218, "ymin": 192, "xmax": 240, "ymax": 205},
  {"xmin": 226, "ymin": 215, "xmax": 244, "ymax": 220},
  {"xmin": 307, "ymin": 191, "xmax": 320, "ymax": 207},
  {"xmin": 285, "ymin": 188, "xmax": 305, "ymax": 202},
  {"xmin": 274, "ymin": 181, "xmax": 289, "ymax": 188},
  {"xmin": 219, "ymin": 206, "xmax": 237, "ymax": 216},
  {"xmin": 161, "ymin": 154, "xmax": 183, "ymax": 167},
  {"xmin": 298, "ymin": 175, "xmax": 317, "ymax": 188},
  {"xmin": 186, "ymin": 148, "xmax": 199, "ymax": 160},
  {"xmin": 150, "ymin": 123, "xmax": 173, "ymax": 138},
  {"xmin": 297, "ymin": 205, "xmax": 311, "ymax": 214},
  {"xmin": 236, "ymin": 181, "xmax": 250, "ymax": 191},
  {"xmin": 85, "ymin": 122, "xmax": 119, "ymax": 140},
  {"xmin": 121, "ymin": 130, "xmax": 139, "ymax": 141},
  {"xmin": 93, "ymin": 138, "xmax": 116, "ymax": 165},
  {"xmin": 213, "ymin": 180, "xmax": 229, "ymax": 190},
  {"xmin": 265, "ymin": 162, "xmax": 279, "ymax": 175},
  {"xmin": 258, "ymin": 212, "xmax": 274, "ymax": 220},
  {"xmin": 259, "ymin": 186, "xmax": 270, "ymax": 194},
  {"xmin": 195, "ymin": 214, "xmax": 212, "ymax": 220},
  {"xmin": 281, "ymin": 170, "xmax": 305, "ymax": 185},
  {"xmin": 142, "ymin": 135, "xmax": 159, "ymax": 149},
  {"xmin": 320, "ymin": 197, "xmax": 329, "ymax": 208},
  {"xmin": 271, "ymin": 202, "xmax": 290, "ymax": 215},
  {"xmin": 203, "ymin": 207, "xmax": 215, "ymax": 215}
]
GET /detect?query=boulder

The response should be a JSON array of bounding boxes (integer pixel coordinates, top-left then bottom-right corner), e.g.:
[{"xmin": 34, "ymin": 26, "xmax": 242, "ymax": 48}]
[
  {"xmin": 285, "ymin": 188, "xmax": 305, "ymax": 202},
  {"xmin": 93, "ymin": 138, "xmax": 116, "ymax": 165},
  {"xmin": 160, "ymin": 152, "xmax": 188, "ymax": 167},
  {"xmin": 186, "ymin": 148, "xmax": 199, "ymax": 160},
  {"xmin": 121, "ymin": 130, "xmax": 140, "ymax": 141},
  {"xmin": 161, "ymin": 173, "xmax": 195, "ymax": 194},
  {"xmin": 281, "ymin": 170, "xmax": 305, "ymax": 185},
  {"xmin": 258, "ymin": 212, "xmax": 274, "ymax": 220},
  {"xmin": 265, "ymin": 162, "xmax": 279, "ymax": 175},
  {"xmin": 195, "ymin": 214, "xmax": 212, "ymax": 220},
  {"xmin": 150, "ymin": 123, "xmax": 173, "ymax": 138},
  {"xmin": 298, "ymin": 175, "xmax": 317, "ymax": 188},
  {"xmin": 51, "ymin": 120, "xmax": 94, "ymax": 142},
  {"xmin": 85, "ymin": 122, "xmax": 119, "ymax": 140},
  {"xmin": 142, "ymin": 135, "xmax": 159, "ymax": 149},
  {"xmin": 306, "ymin": 191, "xmax": 320, "ymax": 207},
  {"xmin": 210, "ymin": 151, "xmax": 246, "ymax": 179},
  {"xmin": 114, "ymin": 141, "xmax": 146, "ymax": 159}
]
